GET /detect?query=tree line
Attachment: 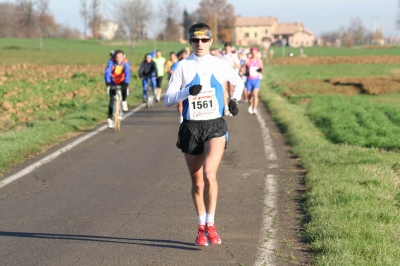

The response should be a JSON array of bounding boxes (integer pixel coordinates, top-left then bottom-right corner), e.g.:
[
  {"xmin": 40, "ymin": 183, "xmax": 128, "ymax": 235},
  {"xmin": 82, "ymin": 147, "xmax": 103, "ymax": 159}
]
[
  {"xmin": 0, "ymin": 0, "xmax": 80, "ymax": 39},
  {"xmin": 320, "ymin": 17, "xmax": 387, "ymax": 46},
  {"xmin": 80, "ymin": 0, "xmax": 236, "ymax": 43}
]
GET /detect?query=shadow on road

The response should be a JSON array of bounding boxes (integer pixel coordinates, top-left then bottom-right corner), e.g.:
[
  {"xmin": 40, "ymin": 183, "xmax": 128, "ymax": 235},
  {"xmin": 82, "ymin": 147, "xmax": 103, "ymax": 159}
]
[{"xmin": 0, "ymin": 231, "xmax": 200, "ymax": 251}]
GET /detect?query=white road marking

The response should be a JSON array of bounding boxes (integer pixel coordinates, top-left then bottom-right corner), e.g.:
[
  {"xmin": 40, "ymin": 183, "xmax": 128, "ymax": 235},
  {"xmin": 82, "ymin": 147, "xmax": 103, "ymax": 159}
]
[
  {"xmin": 254, "ymin": 111, "xmax": 278, "ymax": 266},
  {"xmin": 0, "ymin": 104, "xmax": 145, "ymax": 189},
  {"xmin": 255, "ymin": 111, "xmax": 278, "ymax": 161}
]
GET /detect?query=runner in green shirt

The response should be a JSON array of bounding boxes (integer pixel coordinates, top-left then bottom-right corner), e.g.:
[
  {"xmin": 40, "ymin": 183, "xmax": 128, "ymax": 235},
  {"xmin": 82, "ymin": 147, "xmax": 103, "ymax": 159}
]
[{"xmin": 153, "ymin": 50, "xmax": 166, "ymax": 102}]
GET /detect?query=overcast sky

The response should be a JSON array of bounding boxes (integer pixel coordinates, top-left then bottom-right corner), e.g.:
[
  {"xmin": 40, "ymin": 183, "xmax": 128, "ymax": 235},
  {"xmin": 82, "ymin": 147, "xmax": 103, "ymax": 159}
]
[{"xmin": 4, "ymin": 0, "xmax": 399, "ymax": 37}]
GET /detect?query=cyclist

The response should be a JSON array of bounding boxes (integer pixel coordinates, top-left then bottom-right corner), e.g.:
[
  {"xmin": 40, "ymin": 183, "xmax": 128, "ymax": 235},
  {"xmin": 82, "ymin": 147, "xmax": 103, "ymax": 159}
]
[
  {"xmin": 153, "ymin": 50, "xmax": 166, "ymax": 102},
  {"xmin": 104, "ymin": 50, "xmax": 131, "ymax": 128},
  {"xmin": 138, "ymin": 53, "xmax": 157, "ymax": 103},
  {"xmin": 164, "ymin": 23, "xmax": 244, "ymax": 246},
  {"xmin": 240, "ymin": 47, "xmax": 263, "ymax": 114}
]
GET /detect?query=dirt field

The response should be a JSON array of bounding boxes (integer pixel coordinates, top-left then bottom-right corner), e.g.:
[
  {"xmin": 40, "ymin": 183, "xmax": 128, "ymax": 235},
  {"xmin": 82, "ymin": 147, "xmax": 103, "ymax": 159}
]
[
  {"xmin": 281, "ymin": 75, "xmax": 400, "ymax": 96},
  {"xmin": 271, "ymin": 55, "xmax": 400, "ymax": 66}
]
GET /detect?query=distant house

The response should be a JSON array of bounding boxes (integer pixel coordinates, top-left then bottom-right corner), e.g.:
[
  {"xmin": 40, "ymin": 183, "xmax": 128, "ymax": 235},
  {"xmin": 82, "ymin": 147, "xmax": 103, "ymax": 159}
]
[
  {"xmin": 234, "ymin": 16, "xmax": 277, "ymax": 46},
  {"xmin": 272, "ymin": 22, "xmax": 315, "ymax": 47},
  {"xmin": 234, "ymin": 16, "xmax": 315, "ymax": 47},
  {"xmin": 99, "ymin": 19, "xmax": 119, "ymax": 40}
]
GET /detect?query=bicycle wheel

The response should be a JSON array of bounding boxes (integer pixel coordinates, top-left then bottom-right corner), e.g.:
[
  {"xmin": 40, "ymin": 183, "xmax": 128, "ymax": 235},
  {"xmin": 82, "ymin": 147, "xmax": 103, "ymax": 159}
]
[
  {"xmin": 114, "ymin": 115, "xmax": 120, "ymax": 132},
  {"xmin": 114, "ymin": 97, "xmax": 121, "ymax": 132},
  {"xmin": 146, "ymin": 85, "xmax": 154, "ymax": 109}
]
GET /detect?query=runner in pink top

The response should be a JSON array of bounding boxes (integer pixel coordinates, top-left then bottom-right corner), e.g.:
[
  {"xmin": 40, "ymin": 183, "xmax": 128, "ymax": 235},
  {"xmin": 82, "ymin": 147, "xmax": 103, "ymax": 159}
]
[{"xmin": 240, "ymin": 46, "xmax": 263, "ymax": 114}]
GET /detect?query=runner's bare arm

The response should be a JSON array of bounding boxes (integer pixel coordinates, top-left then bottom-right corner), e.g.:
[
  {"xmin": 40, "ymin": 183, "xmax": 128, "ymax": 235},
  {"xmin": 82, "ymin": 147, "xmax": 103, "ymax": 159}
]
[
  {"xmin": 164, "ymin": 62, "xmax": 191, "ymax": 106},
  {"xmin": 239, "ymin": 59, "xmax": 248, "ymax": 76}
]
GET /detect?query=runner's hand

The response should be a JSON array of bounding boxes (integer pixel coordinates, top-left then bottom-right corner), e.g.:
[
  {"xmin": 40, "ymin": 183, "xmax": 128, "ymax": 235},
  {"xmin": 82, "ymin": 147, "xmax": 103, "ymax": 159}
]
[
  {"xmin": 228, "ymin": 99, "xmax": 239, "ymax": 116},
  {"xmin": 256, "ymin": 68, "xmax": 263, "ymax": 73},
  {"xmin": 189, "ymin": 85, "xmax": 202, "ymax": 96}
]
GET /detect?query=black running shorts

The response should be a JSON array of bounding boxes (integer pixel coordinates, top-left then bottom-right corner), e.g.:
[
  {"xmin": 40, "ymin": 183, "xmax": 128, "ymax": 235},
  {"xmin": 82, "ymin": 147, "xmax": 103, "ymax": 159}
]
[
  {"xmin": 176, "ymin": 117, "xmax": 228, "ymax": 155},
  {"xmin": 156, "ymin": 76, "xmax": 163, "ymax": 88}
]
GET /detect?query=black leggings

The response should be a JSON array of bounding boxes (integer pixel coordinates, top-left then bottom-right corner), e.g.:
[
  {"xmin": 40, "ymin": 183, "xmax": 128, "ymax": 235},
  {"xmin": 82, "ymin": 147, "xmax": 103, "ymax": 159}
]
[{"xmin": 108, "ymin": 88, "xmax": 127, "ymax": 118}]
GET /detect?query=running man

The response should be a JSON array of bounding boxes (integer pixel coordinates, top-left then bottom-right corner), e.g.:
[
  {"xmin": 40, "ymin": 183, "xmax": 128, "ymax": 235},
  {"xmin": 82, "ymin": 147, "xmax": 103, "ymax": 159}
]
[
  {"xmin": 240, "ymin": 47, "xmax": 263, "ymax": 114},
  {"xmin": 164, "ymin": 23, "xmax": 244, "ymax": 246},
  {"xmin": 104, "ymin": 50, "xmax": 131, "ymax": 128},
  {"xmin": 153, "ymin": 50, "xmax": 166, "ymax": 102}
]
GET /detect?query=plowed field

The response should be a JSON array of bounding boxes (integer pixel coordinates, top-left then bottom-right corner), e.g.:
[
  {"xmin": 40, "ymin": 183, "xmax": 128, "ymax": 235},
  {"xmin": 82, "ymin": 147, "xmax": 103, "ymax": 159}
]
[
  {"xmin": 272, "ymin": 55, "xmax": 400, "ymax": 65},
  {"xmin": 282, "ymin": 76, "xmax": 400, "ymax": 96}
]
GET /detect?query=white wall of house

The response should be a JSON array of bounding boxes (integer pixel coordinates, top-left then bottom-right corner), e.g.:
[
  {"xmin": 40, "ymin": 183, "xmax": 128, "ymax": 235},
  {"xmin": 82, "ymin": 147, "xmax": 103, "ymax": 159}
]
[
  {"xmin": 100, "ymin": 21, "xmax": 119, "ymax": 40},
  {"xmin": 235, "ymin": 25, "xmax": 275, "ymax": 46},
  {"xmin": 234, "ymin": 18, "xmax": 315, "ymax": 47},
  {"xmin": 289, "ymin": 31, "xmax": 315, "ymax": 47}
]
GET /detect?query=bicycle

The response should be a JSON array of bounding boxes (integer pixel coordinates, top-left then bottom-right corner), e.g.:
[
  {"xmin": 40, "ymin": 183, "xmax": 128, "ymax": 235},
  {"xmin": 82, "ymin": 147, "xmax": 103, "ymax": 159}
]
[
  {"xmin": 110, "ymin": 85, "xmax": 122, "ymax": 132},
  {"xmin": 145, "ymin": 77, "xmax": 155, "ymax": 109}
]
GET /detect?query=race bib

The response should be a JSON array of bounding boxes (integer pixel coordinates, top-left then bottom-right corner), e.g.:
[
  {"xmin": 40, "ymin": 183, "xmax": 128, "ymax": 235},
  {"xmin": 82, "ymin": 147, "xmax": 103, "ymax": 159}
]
[
  {"xmin": 188, "ymin": 87, "xmax": 220, "ymax": 120},
  {"xmin": 114, "ymin": 65, "xmax": 123, "ymax": 75},
  {"xmin": 249, "ymin": 66, "xmax": 260, "ymax": 78}
]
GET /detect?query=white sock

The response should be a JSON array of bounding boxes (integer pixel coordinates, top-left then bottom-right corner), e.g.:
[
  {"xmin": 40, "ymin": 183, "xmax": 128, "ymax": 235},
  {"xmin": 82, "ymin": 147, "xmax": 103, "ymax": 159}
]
[
  {"xmin": 206, "ymin": 213, "xmax": 215, "ymax": 225},
  {"xmin": 198, "ymin": 214, "xmax": 206, "ymax": 225}
]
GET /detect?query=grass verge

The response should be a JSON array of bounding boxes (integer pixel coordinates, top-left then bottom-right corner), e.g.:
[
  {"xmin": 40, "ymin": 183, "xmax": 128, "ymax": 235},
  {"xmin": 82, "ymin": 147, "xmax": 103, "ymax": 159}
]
[{"xmin": 259, "ymin": 82, "xmax": 400, "ymax": 265}]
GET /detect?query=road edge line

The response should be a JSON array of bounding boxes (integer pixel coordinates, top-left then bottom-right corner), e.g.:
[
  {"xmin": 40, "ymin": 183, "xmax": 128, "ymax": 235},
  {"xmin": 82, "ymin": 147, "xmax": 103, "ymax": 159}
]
[{"xmin": 254, "ymin": 111, "xmax": 278, "ymax": 266}]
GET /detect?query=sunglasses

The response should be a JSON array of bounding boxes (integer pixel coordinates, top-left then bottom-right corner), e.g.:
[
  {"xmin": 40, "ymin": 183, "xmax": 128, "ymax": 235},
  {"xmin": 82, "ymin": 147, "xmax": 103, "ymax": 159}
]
[{"xmin": 190, "ymin": 38, "xmax": 211, "ymax": 44}]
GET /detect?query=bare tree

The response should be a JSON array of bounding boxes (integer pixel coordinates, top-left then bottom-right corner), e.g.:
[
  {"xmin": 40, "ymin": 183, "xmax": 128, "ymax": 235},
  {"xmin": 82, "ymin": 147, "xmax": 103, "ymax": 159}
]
[
  {"xmin": 194, "ymin": 0, "xmax": 236, "ymax": 43},
  {"xmin": 320, "ymin": 31, "xmax": 342, "ymax": 46},
  {"xmin": 347, "ymin": 17, "xmax": 367, "ymax": 45},
  {"xmin": 16, "ymin": 0, "xmax": 37, "ymax": 37},
  {"xmin": 0, "ymin": 1, "xmax": 80, "ymax": 39},
  {"xmin": 37, "ymin": 0, "xmax": 46, "ymax": 48},
  {"xmin": 116, "ymin": 0, "xmax": 153, "ymax": 45},
  {"xmin": 158, "ymin": 0, "xmax": 181, "ymax": 41},
  {"xmin": 88, "ymin": 0, "xmax": 102, "ymax": 39},
  {"xmin": 0, "ymin": 3, "xmax": 18, "ymax": 37},
  {"xmin": 80, "ymin": 0, "xmax": 89, "ymax": 38}
]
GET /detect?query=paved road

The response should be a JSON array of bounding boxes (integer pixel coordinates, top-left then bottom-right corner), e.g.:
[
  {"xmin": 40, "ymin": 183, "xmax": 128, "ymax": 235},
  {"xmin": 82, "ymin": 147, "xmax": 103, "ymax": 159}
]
[{"xmin": 0, "ymin": 101, "xmax": 275, "ymax": 266}]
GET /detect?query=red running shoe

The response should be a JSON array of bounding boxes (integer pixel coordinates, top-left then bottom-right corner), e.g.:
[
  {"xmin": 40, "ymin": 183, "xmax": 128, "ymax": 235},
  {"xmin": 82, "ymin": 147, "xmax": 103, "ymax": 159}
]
[
  {"xmin": 195, "ymin": 225, "xmax": 209, "ymax": 246},
  {"xmin": 206, "ymin": 223, "xmax": 222, "ymax": 245}
]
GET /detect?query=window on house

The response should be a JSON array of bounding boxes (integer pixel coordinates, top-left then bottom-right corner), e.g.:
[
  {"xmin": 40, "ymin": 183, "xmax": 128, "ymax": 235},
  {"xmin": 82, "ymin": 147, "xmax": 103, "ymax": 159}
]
[
  {"xmin": 244, "ymin": 33, "xmax": 249, "ymax": 38},
  {"xmin": 255, "ymin": 32, "xmax": 257, "ymax": 38},
  {"xmin": 265, "ymin": 30, "xmax": 268, "ymax": 34}
]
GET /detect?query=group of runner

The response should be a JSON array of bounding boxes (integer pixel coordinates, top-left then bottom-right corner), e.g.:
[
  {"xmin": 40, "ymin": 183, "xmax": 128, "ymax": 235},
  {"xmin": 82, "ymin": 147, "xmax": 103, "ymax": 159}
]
[{"xmin": 103, "ymin": 22, "xmax": 263, "ymax": 246}]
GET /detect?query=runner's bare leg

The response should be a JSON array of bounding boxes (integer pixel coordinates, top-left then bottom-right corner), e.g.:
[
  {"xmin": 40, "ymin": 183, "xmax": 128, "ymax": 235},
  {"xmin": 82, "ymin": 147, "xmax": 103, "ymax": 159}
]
[
  {"xmin": 185, "ymin": 153, "xmax": 206, "ymax": 216},
  {"xmin": 185, "ymin": 136, "xmax": 225, "ymax": 215},
  {"xmin": 253, "ymin": 89, "xmax": 259, "ymax": 110},
  {"xmin": 203, "ymin": 136, "xmax": 225, "ymax": 214}
]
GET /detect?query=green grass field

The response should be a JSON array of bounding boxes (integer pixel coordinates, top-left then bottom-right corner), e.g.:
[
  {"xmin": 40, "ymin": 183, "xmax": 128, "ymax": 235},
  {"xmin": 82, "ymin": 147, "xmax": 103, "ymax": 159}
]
[
  {"xmin": 0, "ymin": 38, "xmax": 192, "ymax": 65},
  {"xmin": 261, "ymin": 52, "xmax": 400, "ymax": 265}
]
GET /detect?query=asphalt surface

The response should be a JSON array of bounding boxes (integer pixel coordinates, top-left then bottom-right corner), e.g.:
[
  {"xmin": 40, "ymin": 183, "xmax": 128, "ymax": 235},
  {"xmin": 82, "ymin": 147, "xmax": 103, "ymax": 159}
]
[{"xmin": 0, "ymin": 100, "xmax": 275, "ymax": 266}]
